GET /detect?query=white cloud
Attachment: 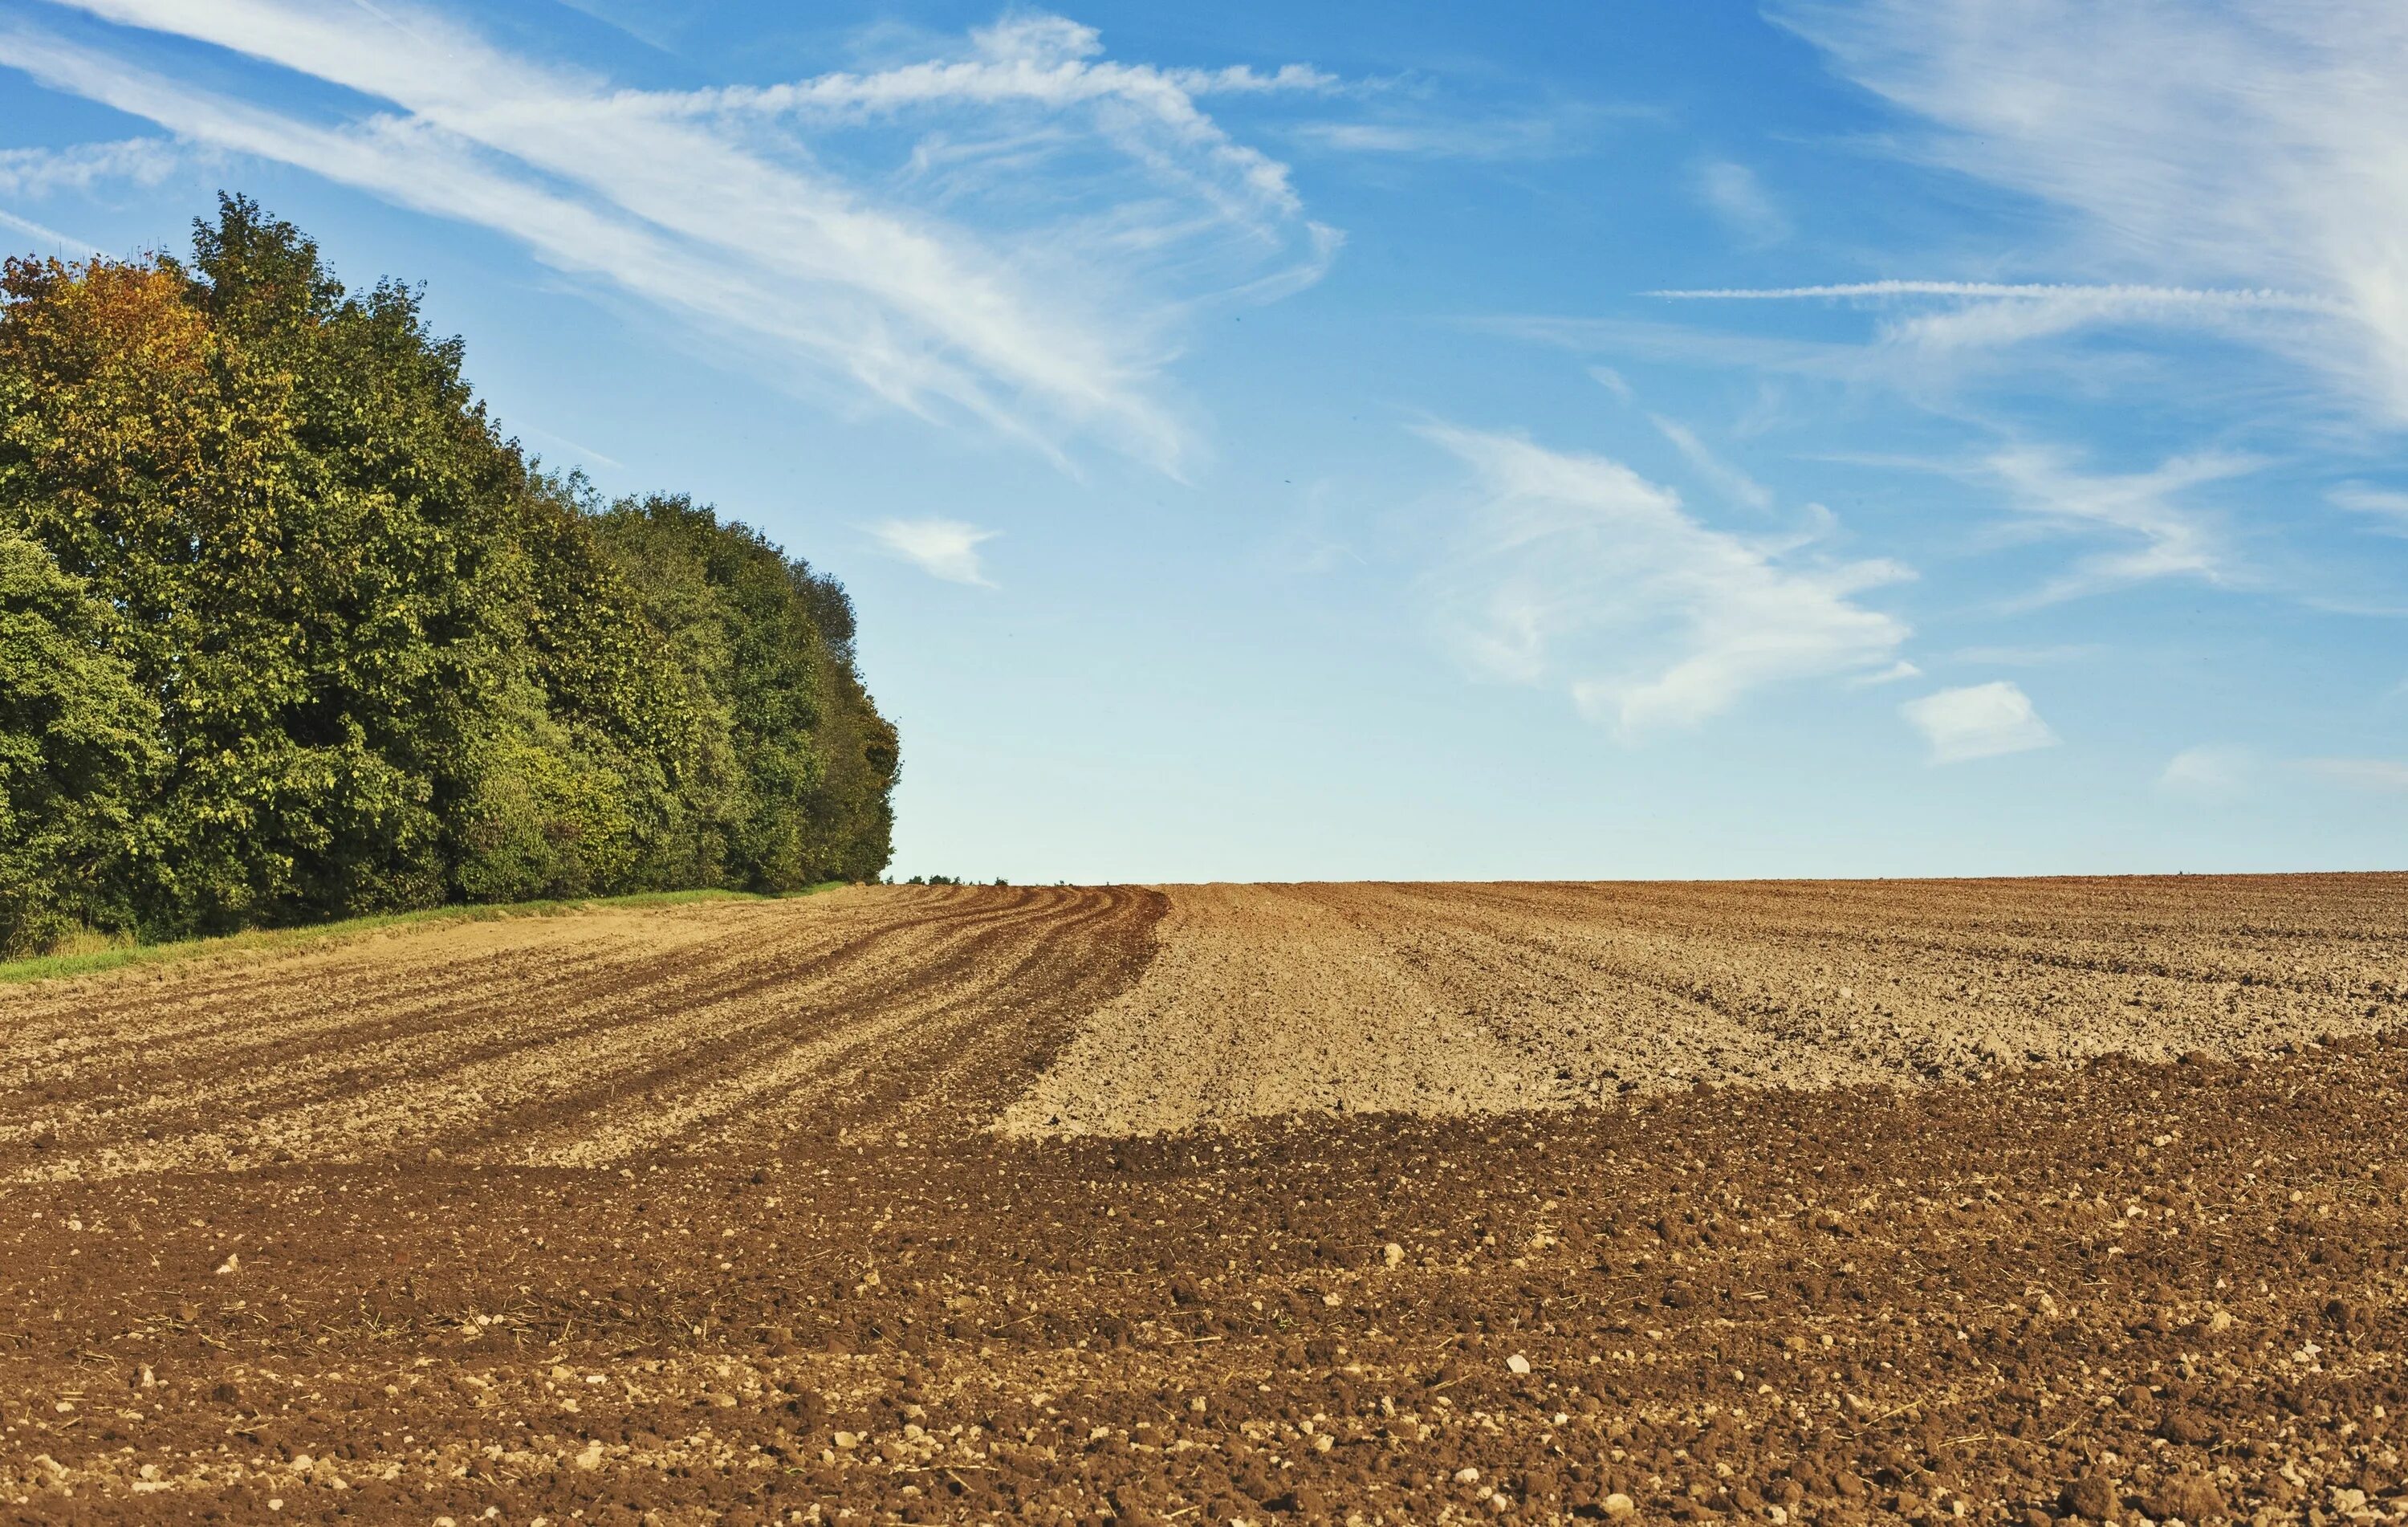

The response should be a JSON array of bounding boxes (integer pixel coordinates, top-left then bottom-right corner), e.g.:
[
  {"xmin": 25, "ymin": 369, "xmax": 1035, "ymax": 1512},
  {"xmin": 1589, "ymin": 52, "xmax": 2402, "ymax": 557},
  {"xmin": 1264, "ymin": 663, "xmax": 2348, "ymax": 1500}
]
[
  {"xmin": 1982, "ymin": 446, "xmax": 2258, "ymax": 603},
  {"xmin": 2162, "ymin": 747, "xmax": 2408, "ymax": 800},
  {"xmin": 1649, "ymin": 413, "xmax": 1773, "ymax": 512},
  {"xmin": 0, "ymin": 206, "xmax": 99, "ymax": 255},
  {"xmin": 1586, "ymin": 364, "xmax": 1633, "ymax": 401},
  {"xmin": 0, "ymin": 136, "xmax": 180, "ymax": 197},
  {"xmin": 1779, "ymin": 442, "xmax": 2254, "ymax": 605},
  {"xmin": 1426, "ymin": 426, "xmax": 1912, "ymax": 734},
  {"xmin": 1694, "ymin": 160, "xmax": 1790, "ymax": 246},
  {"xmin": 665, "ymin": 14, "xmax": 1333, "ymax": 228},
  {"xmin": 1649, "ymin": 281, "xmax": 2337, "ymax": 310},
  {"xmin": 1946, "ymin": 643, "xmax": 2101, "ymax": 667},
  {"xmin": 699, "ymin": 15, "xmax": 1339, "ymax": 109},
  {"xmin": 1474, "ymin": 312, "xmax": 1896, "ymax": 389},
  {"xmin": 2300, "ymin": 757, "xmax": 2408, "ymax": 794},
  {"xmin": 2159, "ymin": 744, "xmax": 2257, "ymax": 802},
  {"xmin": 1900, "ymin": 681, "xmax": 2057, "ymax": 763},
  {"xmin": 2158, "ymin": 746, "xmax": 2408, "ymax": 800},
  {"xmin": 0, "ymin": 136, "xmax": 181, "ymax": 258},
  {"xmin": 1648, "ymin": 280, "xmax": 2340, "ymax": 364},
  {"xmin": 2331, "ymin": 483, "xmax": 2408, "ymax": 536},
  {"xmin": 1, "ymin": 2, "xmax": 1340, "ymax": 470},
  {"xmin": 1770, "ymin": 0, "xmax": 2408, "ymax": 424},
  {"xmin": 868, "ymin": 518, "xmax": 999, "ymax": 586},
  {"xmin": 550, "ymin": 0, "xmax": 683, "ymax": 55},
  {"xmin": 1851, "ymin": 660, "xmax": 1922, "ymax": 686},
  {"xmin": 1285, "ymin": 109, "xmax": 1607, "ymax": 162}
]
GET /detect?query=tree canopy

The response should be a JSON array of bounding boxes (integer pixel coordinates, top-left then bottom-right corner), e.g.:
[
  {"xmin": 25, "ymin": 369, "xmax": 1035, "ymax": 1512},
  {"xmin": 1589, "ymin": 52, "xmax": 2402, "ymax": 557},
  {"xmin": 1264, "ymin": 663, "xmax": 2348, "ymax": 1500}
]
[{"xmin": 0, "ymin": 195, "xmax": 897, "ymax": 955}]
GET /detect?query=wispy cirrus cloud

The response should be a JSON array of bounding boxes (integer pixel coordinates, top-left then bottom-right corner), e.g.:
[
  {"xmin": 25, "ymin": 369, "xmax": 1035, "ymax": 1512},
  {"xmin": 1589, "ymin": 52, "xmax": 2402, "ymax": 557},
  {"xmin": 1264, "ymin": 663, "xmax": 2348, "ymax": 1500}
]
[
  {"xmin": 868, "ymin": 518, "xmax": 1000, "ymax": 587},
  {"xmin": 0, "ymin": 205, "xmax": 99, "ymax": 254},
  {"xmin": 1471, "ymin": 311, "xmax": 1926, "ymax": 392},
  {"xmin": 0, "ymin": 2, "xmax": 1340, "ymax": 472},
  {"xmin": 1279, "ymin": 89, "xmax": 1648, "ymax": 163},
  {"xmin": 2167, "ymin": 747, "xmax": 2408, "ymax": 800},
  {"xmin": 1286, "ymin": 112, "xmax": 1594, "ymax": 162},
  {"xmin": 1901, "ymin": 681, "xmax": 2057, "ymax": 764},
  {"xmin": 1649, "ymin": 282, "xmax": 2340, "ymax": 311},
  {"xmin": 1850, "ymin": 660, "xmax": 1922, "ymax": 687},
  {"xmin": 1829, "ymin": 445, "xmax": 2256, "ymax": 605},
  {"xmin": 1649, "ymin": 413, "xmax": 1773, "ymax": 513},
  {"xmin": 2331, "ymin": 483, "xmax": 2408, "ymax": 537},
  {"xmin": 1426, "ymin": 426, "xmax": 1911, "ymax": 735},
  {"xmin": 657, "ymin": 14, "xmax": 1334, "ymax": 234},
  {"xmin": 1769, "ymin": 0, "xmax": 2408, "ymax": 424},
  {"xmin": 0, "ymin": 135, "xmax": 182, "ymax": 254},
  {"xmin": 1693, "ymin": 160, "xmax": 1789, "ymax": 246},
  {"xmin": 683, "ymin": 16, "xmax": 1337, "ymax": 115},
  {"xmin": 1981, "ymin": 446, "xmax": 2260, "ymax": 603},
  {"xmin": 0, "ymin": 135, "xmax": 180, "ymax": 197},
  {"xmin": 2158, "ymin": 744, "xmax": 2257, "ymax": 803},
  {"xmin": 2300, "ymin": 757, "xmax": 2408, "ymax": 795},
  {"xmin": 1648, "ymin": 280, "xmax": 2343, "ymax": 364},
  {"xmin": 1946, "ymin": 643, "xmax": 2101, "ymax": 667}
]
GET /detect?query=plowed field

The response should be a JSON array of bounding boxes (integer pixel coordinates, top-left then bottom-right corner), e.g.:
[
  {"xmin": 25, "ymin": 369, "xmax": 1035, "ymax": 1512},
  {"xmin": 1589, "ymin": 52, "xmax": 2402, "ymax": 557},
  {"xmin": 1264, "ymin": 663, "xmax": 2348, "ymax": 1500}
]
[{"xmin": 5, "ymin": 875, "xmax": 2406, "ymax": 1526}]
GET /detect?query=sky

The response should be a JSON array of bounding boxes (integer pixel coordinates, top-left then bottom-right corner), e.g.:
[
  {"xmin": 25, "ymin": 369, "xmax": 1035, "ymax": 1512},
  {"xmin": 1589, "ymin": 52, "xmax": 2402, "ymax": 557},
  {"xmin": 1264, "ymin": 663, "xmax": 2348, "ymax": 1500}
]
[{"xmin": 2, "ymin": 0, "xmax": 2403, "ymax": 882}]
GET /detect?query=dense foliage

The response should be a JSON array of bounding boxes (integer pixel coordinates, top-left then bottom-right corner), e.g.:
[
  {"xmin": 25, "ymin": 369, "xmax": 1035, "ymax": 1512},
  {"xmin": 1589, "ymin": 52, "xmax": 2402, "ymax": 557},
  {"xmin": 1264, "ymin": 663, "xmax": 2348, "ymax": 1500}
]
[{"xmin": 0, "ymin": 197, "xmax": 897, "ymax": 955}]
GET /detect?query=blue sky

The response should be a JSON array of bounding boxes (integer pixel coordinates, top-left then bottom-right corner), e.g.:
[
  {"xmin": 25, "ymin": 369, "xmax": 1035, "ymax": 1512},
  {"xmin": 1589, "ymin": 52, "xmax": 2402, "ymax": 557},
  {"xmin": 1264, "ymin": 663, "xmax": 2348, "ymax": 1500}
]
[{"xmin": 2, "ymin": 0, "xmax": 2403, "ymax": 881}]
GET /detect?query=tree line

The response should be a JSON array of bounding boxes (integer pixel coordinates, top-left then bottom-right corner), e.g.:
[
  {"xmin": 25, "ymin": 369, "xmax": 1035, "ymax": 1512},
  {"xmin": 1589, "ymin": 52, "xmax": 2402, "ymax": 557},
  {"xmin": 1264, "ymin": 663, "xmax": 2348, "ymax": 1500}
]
[{"xmin": 0, "ymin": 197, "xmax": 897, "ymax": 956}]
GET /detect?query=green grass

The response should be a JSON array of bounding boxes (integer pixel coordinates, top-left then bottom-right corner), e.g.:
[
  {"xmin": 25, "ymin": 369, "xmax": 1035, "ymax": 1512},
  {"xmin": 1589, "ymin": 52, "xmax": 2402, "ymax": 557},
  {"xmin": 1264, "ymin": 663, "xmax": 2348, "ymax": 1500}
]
[{"xmin": 0, "ymin": 882, "xmax": 849, "ymax": 987}]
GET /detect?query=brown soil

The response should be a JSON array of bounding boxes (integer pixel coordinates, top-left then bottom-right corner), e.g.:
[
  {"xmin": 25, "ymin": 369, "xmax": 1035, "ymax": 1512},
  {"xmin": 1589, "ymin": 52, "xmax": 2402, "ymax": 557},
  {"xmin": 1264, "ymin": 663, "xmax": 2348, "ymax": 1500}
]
[{"xmin": 4, "ymin": 875, "xmax": 2406, "ymax": 1526}]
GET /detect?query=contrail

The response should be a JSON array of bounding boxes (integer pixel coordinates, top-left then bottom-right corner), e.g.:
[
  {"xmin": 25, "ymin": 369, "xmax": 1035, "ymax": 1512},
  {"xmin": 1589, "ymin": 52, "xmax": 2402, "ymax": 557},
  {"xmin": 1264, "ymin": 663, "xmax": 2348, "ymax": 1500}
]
[{"xmin": 1645, "ymin": 279, "xmax": 2341, "ymax": 313}]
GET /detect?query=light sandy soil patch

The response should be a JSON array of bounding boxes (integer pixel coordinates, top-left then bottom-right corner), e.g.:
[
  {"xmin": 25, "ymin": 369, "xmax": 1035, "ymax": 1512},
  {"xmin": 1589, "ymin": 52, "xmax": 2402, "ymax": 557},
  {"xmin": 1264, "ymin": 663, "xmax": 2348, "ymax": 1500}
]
[
  {"xmin": 1000, "ymin": 884, "xmax": 1564, "ymax": 1135},
  {"xmin": 1004, "ymin": 874, "xmax": 2408, "ymax": 1135}
]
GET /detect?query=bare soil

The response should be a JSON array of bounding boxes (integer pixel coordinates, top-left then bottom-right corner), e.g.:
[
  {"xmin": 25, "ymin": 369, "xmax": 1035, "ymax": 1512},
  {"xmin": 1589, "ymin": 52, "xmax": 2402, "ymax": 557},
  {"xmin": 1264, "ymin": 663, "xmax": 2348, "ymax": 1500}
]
[
  {"xmin": 4, "ymin": 875, "xmax": 2406, "ymax": 1526},
  {"xmin": 1011, "ymin": 878, "xmax": 2406, "ymax": 1135}
]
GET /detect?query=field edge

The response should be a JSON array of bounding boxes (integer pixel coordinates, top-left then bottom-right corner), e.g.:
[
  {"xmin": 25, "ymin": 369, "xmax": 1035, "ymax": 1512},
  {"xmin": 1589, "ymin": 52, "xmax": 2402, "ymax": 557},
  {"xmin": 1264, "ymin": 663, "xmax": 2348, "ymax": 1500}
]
[{"xmin": 0, "ymin": 882, "xmax": 848, "ymax": 987}]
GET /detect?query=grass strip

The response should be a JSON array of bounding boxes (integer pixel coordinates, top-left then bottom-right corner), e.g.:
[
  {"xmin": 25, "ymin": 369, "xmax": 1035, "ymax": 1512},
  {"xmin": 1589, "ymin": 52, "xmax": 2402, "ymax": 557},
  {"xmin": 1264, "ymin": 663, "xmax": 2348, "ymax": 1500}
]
[{"xmin": 0, "ymin": 882, "xmax": 849, "ymax": 987}]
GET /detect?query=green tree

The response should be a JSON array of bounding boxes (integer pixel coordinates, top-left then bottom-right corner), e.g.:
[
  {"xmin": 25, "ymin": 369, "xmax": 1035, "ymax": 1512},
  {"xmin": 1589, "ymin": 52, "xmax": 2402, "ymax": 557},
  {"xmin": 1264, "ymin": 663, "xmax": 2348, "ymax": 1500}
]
[
  {"xmin": 592, "ymin": 494, "xmax": 899, "ymax": 892},
  {"xmin": 0, "ymin": 195, "xmax": 896, "ymax": 951},
  {"xmin": 0, "ymin": 531, "xmax": 162, "ymax": 955}
]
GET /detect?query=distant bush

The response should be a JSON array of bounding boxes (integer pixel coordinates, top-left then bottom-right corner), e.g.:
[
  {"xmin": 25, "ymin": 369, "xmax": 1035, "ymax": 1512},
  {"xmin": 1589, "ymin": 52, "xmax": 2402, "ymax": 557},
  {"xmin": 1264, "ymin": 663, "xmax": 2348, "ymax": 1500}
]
[{"xmin": 0, "ymin": 196, "xmax": 897, "ymax": 955}]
